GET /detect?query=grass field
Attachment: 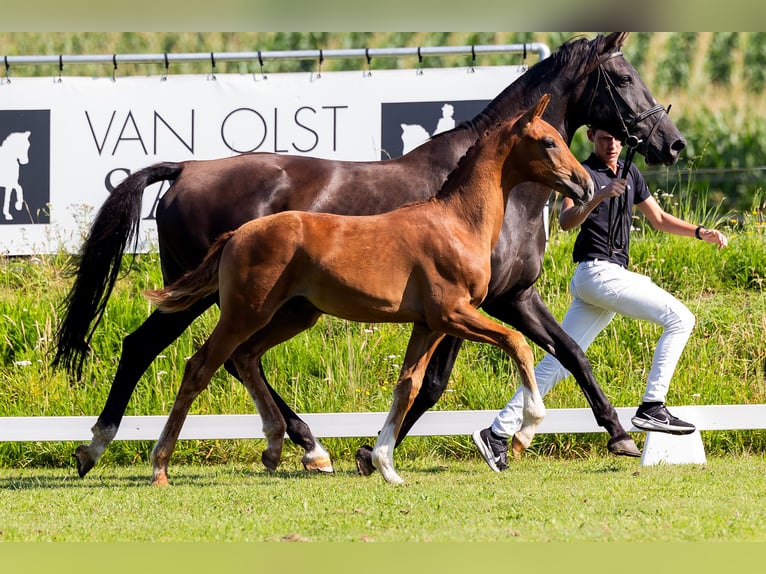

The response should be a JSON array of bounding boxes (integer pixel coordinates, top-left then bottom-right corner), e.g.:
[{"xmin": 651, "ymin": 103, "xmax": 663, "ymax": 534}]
[{"xmin": 1, "ymin": 455, "xmax": 765, "ymax": 542}]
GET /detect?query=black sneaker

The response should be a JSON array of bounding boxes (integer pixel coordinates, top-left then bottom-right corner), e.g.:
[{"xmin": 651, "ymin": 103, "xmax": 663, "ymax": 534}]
[
  {"xmin": 631, "ymin": 402, "xmax": 696, "ymax": 435},
  {"xmin": 472, "ymin": 427, "xmax": 508, "ymax": 472}
]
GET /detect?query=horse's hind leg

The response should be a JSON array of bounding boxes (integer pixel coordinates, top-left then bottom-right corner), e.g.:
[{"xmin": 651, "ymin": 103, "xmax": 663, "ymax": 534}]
[
  {"xmin": 75, "ymin": 302, "xmax": 211, "ymax": 478},
  {"xmin": 355, "ymin": 335, "xmax": 464, "ymax": 476},
  {"xmin": 230, "ymin": 301, "xmax": 330, "ymax": 473},
  {"xmin": 223, "ymin": 299, "xmax": 333, "ymax": 473},
  {"xmin": 372, "ymin": 324, "xmax": 445, "ymax": 485},
  {"xmin": 229, "ymin": 347, "xmax": 286, "ymax": 473}
]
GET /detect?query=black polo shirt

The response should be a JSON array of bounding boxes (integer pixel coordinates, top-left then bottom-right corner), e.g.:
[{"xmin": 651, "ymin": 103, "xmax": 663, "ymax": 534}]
[{"xmin": 572, "ymin": 153, "xmax": 651, "ymax": 268}]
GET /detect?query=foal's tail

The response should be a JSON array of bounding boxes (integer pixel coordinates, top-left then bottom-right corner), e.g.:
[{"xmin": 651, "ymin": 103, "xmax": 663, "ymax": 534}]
[
  {"xmin": 53, "ymin": 162, "xmax": 183, "ymax": 379},
  {"xmin": 143, "ymin": 231, "xmax": 235, "ymax": 313}
]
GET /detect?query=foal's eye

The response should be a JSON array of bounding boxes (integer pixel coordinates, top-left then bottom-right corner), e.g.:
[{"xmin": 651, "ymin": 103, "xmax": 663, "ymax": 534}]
[{"xmin": 542, "ymin": 137, "xmax": 557, "ymax": 149}]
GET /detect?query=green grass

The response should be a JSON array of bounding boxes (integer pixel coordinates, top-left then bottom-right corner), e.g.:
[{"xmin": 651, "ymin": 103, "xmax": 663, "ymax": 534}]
[{"xmin": 1, "ymin": 455, "xmax": 765, "ymax": 542}]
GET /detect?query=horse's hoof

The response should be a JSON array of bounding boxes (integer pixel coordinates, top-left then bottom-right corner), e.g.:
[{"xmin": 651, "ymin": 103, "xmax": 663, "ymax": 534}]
[
  {"xmin": 74, "ymin": 444, "xmax": 95, "ymax": 478},
  {"xmin": 355, "ymin": 445, "xmax": 376, "ymax": 476},
  {"xmin": 261, "ymin": 451, "xmax": 280, "ymax": 473},
  {"xmin": 301, "ymin": 452, "xmax": 334, "ymax": 474},
  {"xmin": 607, "ymin": 436, "xmax": 641, "ymax": 457}
]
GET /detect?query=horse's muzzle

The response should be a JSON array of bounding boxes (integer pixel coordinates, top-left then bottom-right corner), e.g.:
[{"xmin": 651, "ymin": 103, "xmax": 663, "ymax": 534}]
[{"xmin": 571, "ymin": 177, "xmax": 594, "ymax": 206}]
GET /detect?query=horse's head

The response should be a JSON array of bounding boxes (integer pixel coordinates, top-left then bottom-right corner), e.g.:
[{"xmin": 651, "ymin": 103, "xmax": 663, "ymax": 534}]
[
  {"xmin": 512, "ymin": 94, "xmax": 593, "ymax": 206},
  {"xmin": 570, "ymin": 32, "xmax": 686, "ymax": 166},
  {"xmin": 2, "ymin": 131, "xmax": 31, "ymax": 165}
]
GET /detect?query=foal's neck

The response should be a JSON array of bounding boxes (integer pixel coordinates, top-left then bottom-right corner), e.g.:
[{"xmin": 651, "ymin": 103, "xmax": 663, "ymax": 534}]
[{"xmin": 434, "ymin": 128, "xmax": 520, "ymax": 241}]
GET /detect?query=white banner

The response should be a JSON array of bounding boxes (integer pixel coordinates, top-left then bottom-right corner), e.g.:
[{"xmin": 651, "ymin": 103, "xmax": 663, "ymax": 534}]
[{"xmin": 0, "ymin": 65, "xmax": 525, "ymax": 255}]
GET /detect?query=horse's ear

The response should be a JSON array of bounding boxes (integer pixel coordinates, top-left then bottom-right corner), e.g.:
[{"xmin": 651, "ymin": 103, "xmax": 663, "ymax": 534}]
[{"xmin": 604, "ymin": 32, "xmax": 629, "ymax": 51}]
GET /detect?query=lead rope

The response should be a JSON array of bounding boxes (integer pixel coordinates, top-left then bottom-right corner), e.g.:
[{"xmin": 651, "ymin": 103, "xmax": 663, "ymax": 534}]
[{"xmin": 607, "ymin": 136, "xmax": 640, "ymax": 256}]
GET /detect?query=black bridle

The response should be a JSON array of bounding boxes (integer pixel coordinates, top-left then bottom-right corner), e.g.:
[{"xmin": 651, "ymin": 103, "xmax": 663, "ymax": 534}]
[
  {"xmin": 586, "ymin": 51, "xmax": 671, "ymax": 256},
  {"xmin": 587, "ymin": 51, "xmax": 670, "ymax": 157}
]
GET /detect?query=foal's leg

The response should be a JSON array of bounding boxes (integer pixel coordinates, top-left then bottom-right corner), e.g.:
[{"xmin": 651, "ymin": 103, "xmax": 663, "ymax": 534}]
[
  {"xmin": 151, "ymin": 325, "xmax": 244, "ymax": 486},
  {"xmin": 437, "ymin": 302, "xmax": 545, "ymax": 450},
  {"xmin": 225, "ymin": 298, "xmax": 332, "ymax": 473},
  {"xmin": 229, "ymin": 346, "xmax": 287, "ymax": 473},
  {"xmin": 355, "ymin": 336, "xmax": 464, "ymax": 476},
  {"xmin": 372, "ymin": 324, "xmax": 445, "ymax": 485}
]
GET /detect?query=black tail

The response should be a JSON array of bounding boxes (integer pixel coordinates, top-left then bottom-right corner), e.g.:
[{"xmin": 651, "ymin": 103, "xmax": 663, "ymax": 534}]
[{"xmin": 53, "ymin": 162, "xmax": 183, "ymax": 379}]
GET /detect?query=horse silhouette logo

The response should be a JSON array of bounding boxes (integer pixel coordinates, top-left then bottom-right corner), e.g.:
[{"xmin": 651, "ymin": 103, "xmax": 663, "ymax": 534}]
[
  {"xmin": 0, "ymin": 109, "xmax": 51, "ymax": 226},
  {"xmin": 381, "ymin": 100, "xmax": 488, "ymax": 160},
  {"xmin": 400, "ymin": 103, "xmax": 457, "ymax": 154},
  {"xmin": 0, "ymin": 131, "xmax": 31, "ymax": 221}
]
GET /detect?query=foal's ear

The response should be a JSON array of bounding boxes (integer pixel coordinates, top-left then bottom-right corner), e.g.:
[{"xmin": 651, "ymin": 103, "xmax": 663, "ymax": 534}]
[
  {"xmin": 530, "ymin": 93, "xmax": 551, "ymax": 120},
  {"xmin": 519, "ymin": 93, "xmax": 551, "ymax": 129}
]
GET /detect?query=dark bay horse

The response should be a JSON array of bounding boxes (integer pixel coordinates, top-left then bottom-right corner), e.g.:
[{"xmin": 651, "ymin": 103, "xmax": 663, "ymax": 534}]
[
  {"xmin": 144, "ymin": 95, "xmax": 594, "ymax": 485},
  {"xmin": 55, "ymin": 32, "xmax": 686, "ymax": 478}
]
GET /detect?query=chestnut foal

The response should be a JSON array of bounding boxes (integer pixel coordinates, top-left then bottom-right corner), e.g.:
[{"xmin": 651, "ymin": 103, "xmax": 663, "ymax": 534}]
[{"xmin": 144, "ymin": 94, "xmax": 593, "ymax": 485}]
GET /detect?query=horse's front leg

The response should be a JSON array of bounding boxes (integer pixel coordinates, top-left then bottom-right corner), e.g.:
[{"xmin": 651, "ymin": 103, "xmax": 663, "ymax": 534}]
[
  {"xmin": 482, "ymin": 288, "xmax": 639, "ymax": 457},
  {"xmin": 2, "ymin": 188, "xmax": 11, "ymax": 220},
  {"xmin": 439, "ymin": 303, "xmax": 546, "ymax": 449},
  {"xmin": 372, "ymin": 325, "xmax": 445, "ymax": 485},
  {"xmin": 13, "ymin": 183, "xmax": 23, "ymax": 211}
]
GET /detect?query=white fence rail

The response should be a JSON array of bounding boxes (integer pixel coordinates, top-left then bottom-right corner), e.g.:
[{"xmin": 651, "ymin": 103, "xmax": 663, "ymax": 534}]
[{"xmin": 1, "ymin": 405, "xmax": 764, "ymax": 442}]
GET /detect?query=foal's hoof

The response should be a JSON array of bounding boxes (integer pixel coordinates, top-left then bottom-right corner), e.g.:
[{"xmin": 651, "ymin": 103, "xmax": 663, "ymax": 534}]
[
  {"xmin": 607, "ymin": 436, "xmax": 641, "ymax": 457},
  {"xmin": 355, "ymin": 445, "xmax": 376, "ymax": 476},
  {"xmin": 510, "ymin": 435, "xmax": 526, "ymax": 460},
  {"xmin": 74, "ymin": 444, "xmax": 96, "ymax": 478},
  {"xmin": 152, "ymin": 473, "xmax": 170, "ymax": 487}
]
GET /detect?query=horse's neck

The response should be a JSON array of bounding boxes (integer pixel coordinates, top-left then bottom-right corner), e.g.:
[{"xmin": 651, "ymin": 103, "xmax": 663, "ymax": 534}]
[
  {"xmin": 469, "ymin": 59, "xmax": 586, "ymax": 143},
  {"xmin": 400, "ymin": 53, "xmax": 596, "ymax": 181}
]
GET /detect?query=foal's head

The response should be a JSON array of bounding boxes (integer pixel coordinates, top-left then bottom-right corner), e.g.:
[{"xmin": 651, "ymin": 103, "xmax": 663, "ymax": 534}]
[{"xmin": 505, "ymin": 94, "xmax": 593, "ymax": 206}]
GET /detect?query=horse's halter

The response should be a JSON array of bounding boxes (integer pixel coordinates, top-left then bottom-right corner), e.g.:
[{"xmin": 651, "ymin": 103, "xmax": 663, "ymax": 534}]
[{"xmin": 586, "ymin": 51, "xmax": 670, "ymax": 256}]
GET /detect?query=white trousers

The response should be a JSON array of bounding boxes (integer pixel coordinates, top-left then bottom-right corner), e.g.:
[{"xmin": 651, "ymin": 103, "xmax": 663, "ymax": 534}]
[{"xmin": 490, "ymin": 259, "xmax": 696, "ymax": 439}]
